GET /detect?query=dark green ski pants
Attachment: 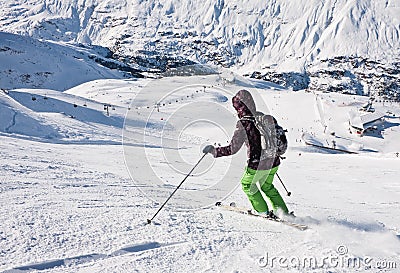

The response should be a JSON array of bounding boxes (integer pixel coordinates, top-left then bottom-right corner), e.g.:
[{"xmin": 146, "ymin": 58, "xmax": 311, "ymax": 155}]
[{"xmin": 241, "ymin": 166, "xmax": 288, "ymax": 213}]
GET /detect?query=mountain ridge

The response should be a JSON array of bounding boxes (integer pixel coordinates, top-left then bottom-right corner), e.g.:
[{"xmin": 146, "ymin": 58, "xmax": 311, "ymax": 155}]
[{"xmin": 0, "ymin": 0, "xmax": 399, "ymax": 98}]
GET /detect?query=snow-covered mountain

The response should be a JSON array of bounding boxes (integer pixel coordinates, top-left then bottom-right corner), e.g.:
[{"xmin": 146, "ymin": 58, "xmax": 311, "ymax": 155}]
[
  {"xmin": 1, "ymin": 2, "xmax": 400, "ymax": 272},
  {"xmin": 1, "ymin": 0, "xmax": 399, "ymax": 67},
  {"xmin": 1, "ymin": 0, "xmax": 400, "ymax": 98},
  {"xmin": 0, "ymin": 31, "xmax": 146, "ymax": 90}
]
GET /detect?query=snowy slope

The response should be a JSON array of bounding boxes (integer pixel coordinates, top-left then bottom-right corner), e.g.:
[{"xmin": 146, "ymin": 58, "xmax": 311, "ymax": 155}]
[
  {"xmin": 0, "ymin": 91, "xmax": 61, "ymax": 139},
  {"xmin": 1, "ymin": 74, "xmax": 399, "ymax": 272},
  {"xmin": 0, "ymin": 31, "xmax": 142, "ymax": 90},
  {"xmin": 0, "ymin": 84, "xmax": 130, "ymax": 143}
]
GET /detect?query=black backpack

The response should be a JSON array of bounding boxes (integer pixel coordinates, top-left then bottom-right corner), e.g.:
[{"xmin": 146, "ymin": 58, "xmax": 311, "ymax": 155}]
[{"xmin": 252, "ymin": 112, "xmax": 288, "ymax": 160}]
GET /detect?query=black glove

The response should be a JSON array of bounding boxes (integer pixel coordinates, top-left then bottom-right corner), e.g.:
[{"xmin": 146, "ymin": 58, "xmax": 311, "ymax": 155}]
[{"xmin": 202, "ymin": 145, "xmax": 215, "ymax": 154}]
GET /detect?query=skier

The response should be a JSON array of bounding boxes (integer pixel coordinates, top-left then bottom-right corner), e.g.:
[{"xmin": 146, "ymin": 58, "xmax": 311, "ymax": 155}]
[{"xmin": 203, "ymin": 89, "xmax": 289, "ymax": 217}]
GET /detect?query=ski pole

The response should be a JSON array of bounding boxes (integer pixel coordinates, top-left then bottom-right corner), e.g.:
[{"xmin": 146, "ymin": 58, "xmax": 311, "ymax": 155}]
[
  {"xmin": 147, "ymin": 153, "xmax": 208, "ymax": 224},
  {"xmin": 276, "ymin": 173, "xmax": 292, "ymax": 196}
]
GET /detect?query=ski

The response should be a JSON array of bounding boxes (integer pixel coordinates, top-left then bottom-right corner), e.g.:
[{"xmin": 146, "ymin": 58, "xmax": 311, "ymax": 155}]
[{"xmin": 215, "ymin": 202, "xmax": 308, "ymax": 231}]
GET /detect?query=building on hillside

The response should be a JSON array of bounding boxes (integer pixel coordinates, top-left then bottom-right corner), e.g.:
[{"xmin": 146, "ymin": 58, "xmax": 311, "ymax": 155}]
[{"xmin": 348, "ymin": 110, "xmax": 385, "ymax": 136}]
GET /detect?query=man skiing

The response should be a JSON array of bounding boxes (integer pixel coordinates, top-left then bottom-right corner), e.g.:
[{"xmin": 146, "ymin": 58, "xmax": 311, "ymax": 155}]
[{"xmin": 203, "ymin": 89, "xmax": 289, "ymax": 217}]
